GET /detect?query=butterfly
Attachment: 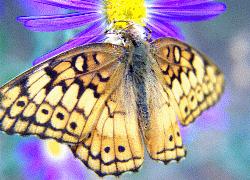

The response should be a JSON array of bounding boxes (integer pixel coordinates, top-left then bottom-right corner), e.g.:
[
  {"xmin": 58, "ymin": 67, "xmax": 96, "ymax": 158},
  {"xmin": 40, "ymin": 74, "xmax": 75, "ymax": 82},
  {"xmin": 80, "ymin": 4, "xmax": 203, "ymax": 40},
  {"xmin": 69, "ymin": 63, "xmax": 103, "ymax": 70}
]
[{"xmin": 0, "ymin": 24, "xmax": 224, "ymax": 177}]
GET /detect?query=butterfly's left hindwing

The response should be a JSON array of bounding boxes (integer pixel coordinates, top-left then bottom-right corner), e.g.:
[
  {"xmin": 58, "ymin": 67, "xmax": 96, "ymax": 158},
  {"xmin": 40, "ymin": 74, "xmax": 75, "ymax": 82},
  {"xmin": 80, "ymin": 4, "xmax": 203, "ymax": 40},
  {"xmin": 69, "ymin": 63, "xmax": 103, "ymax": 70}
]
[
  {"xmin": 0, "ymin": 43, "xmax": 126, "ymax": 144},
  {"xmin": 150, "ymin": 38, "xmax": 224, "ymax": 126}
]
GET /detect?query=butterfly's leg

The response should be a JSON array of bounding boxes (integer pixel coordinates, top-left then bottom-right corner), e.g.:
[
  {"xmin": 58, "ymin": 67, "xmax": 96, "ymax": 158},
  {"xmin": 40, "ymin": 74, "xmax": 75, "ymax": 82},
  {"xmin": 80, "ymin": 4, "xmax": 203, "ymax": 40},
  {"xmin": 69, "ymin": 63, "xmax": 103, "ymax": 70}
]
[{"xmin": 143, "ymin": 25, "xmax": 152, "ymax": 41}]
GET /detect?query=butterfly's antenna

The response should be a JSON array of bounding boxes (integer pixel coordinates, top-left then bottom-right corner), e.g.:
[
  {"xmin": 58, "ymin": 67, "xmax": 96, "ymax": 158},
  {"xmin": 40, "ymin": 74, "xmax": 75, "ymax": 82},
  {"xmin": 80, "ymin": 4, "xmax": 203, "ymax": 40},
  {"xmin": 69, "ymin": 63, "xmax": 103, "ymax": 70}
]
[{"xmin": 104, "ymin": 22, "xmax": 114, "ymax": 34}]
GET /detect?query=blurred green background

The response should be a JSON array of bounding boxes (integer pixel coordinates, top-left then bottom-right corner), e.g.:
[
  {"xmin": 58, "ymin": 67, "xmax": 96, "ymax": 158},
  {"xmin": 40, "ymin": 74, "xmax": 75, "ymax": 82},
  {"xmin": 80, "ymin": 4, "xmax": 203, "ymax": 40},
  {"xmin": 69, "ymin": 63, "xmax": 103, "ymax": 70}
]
[{"xmin": 0, "ymin": 0, "xmax": 249, "ymax": 179}]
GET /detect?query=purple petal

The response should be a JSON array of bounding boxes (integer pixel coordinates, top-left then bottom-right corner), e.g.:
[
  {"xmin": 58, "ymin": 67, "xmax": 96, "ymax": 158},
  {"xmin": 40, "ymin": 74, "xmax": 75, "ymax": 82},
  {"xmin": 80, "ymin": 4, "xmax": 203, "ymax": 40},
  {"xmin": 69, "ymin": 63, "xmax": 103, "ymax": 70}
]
[
  {"xmin": 63, "ymin": 157, "xmax": 85, "ymax": 179},
  {"xmin": 18, "ymin": 140, "xmax": 42, "ymax": 160},
  {"xmin": 17, "ymin": 12, "xmax": 101, "ymax": 32},
  {"xmin": 34, "ymin": 0, "xmax": 101, "ymax": 11},
  {"xmin": 44, "ymin": 166, "xmax": 61, "ymax": 180},
  {"xmin": 146, "ymin": 18, "xmax": 184, "ymax": 39},
  {"xmin": 33, "ymin": 20, "xmax": 106, "ymax": 65},
  {"xmin": 148, "ymin": 1, "xmax": 226, "ymax": 22},
  {"xmin": 19, "ymin": 1, "xmax": 62, "ymax": 15},
  {"xmin": 149, "ymin": 0, "xmax": 218, "ymax": 7}
]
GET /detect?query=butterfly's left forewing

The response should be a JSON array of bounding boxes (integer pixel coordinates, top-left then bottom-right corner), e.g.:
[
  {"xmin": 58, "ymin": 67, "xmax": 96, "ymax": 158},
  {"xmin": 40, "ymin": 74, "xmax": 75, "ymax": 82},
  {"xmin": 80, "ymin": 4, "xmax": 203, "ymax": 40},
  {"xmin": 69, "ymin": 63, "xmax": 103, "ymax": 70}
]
[
  {"xmin": 142, "ymin": 37, "xmax": 224, "ymax": 164},
  {"xmin": 0, "ymin": 43, "xmax": 126, "ymax": 144}
]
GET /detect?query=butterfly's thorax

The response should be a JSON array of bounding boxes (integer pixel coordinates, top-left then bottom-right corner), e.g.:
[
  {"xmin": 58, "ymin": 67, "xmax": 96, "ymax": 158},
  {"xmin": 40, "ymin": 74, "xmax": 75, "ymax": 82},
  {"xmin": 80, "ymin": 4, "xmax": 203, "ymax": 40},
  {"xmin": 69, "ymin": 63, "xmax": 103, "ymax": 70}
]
[{"xmin": 125, "ymin": 37, "xmax": 151, "ymax": 128}]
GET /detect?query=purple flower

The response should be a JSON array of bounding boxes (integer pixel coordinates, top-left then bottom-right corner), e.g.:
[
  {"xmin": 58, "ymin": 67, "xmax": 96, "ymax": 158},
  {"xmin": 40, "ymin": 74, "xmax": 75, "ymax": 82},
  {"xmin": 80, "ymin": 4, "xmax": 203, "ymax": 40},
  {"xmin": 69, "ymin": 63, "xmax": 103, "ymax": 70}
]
[
  {"xmin": 17, "ymin": 138, "xmax": 85, "ymax": 180},
  {"xmin": 17, "ymin": 0, "xmax": 226, "ymax": 64}
]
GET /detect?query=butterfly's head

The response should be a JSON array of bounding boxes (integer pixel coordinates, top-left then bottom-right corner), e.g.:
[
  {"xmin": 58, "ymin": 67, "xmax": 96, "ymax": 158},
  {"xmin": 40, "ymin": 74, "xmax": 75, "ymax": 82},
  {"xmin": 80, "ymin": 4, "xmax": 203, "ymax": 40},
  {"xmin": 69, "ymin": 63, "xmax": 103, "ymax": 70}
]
[{"xmin": 105, "ymin": 21, "xmax": 150, "ymax": 46}]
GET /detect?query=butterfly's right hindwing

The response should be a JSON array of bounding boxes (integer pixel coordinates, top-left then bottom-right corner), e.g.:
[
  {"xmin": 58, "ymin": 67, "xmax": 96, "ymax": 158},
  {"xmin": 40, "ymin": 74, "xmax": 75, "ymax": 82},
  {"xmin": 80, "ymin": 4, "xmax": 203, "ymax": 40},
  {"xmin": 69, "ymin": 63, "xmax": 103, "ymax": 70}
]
[
  {"xmin": 0, "ymin": 43, "xmax": 126, "ymax": 144},
  {"xmin": 70, "ymin": 80, "xmax": 144, "ymax": 177}
]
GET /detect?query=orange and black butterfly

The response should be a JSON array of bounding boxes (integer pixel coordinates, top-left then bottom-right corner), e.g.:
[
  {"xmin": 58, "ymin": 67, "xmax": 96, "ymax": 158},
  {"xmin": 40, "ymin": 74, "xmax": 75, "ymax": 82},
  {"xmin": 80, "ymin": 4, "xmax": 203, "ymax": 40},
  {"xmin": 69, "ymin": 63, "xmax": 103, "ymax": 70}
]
[{"xmin": 0, "ymin": 24, "xmax": 224, "ymax": 177}]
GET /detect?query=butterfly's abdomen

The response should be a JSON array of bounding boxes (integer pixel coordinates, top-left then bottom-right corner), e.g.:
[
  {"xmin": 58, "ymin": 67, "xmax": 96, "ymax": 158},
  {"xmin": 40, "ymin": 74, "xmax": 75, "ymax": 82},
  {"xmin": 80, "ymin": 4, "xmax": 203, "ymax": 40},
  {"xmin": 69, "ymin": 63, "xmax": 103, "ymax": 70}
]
[{"xmin": 129, "ymin": 42, "xmax": 150, "ymax": 127}]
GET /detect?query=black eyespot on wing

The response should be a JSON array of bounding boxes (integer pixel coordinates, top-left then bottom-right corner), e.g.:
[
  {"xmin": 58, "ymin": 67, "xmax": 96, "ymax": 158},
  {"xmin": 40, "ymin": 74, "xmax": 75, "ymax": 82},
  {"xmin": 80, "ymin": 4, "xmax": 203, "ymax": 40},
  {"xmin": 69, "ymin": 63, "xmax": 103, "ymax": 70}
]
[
  {"xmin": 104, "ymin": 146, "xmax": 110, "ymax": 153},
  {"xmin": 118, "ymin": 145, "xmax": 125, "ymax": 152},
  {"xmin": 184, "ymin": 107, "xmax": 188, "ymax": 113},
  {"xmin": 56, "ymin": 112, "xmax": 64, "ymax": 120},
  {"xmin": 42, "ymin": 109, "xmax": 49, "ymax": 115},
  {"xmin": 87, "ymin": 133, "xmax": 91, "ymax": 139},
  {"xmin": 70, "ymin": 122, "xmax": 77, "ymax": 130},
  {"xmin": 177, "ymin": 132, "xmax": 180, "ymax": 137},
  {"xmin": 17, "ymin": 101, "xmax": 25, "ymax": 107},
  {"xmin": 169, "ymin": 135, "xmax": 173, "ymax": 141}
]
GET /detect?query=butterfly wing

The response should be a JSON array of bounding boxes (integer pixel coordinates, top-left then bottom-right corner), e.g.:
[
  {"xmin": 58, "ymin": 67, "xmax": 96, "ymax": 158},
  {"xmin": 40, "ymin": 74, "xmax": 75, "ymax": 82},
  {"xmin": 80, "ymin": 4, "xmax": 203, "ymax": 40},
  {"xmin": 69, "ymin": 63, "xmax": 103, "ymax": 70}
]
[
  {"xmin": 150, "ymin": 38, "xmax": 224, "ymax": 126},
  {"xmin": 0, "ymin": 43, "xmax": 126, "ymax": 144},
  {"xmin": 70, "ymin": 80, "xmax": 144, "ymax": 177},
  {"xmin": 140, "ymin": 70, "xmax": 186, "ymax": 164}
]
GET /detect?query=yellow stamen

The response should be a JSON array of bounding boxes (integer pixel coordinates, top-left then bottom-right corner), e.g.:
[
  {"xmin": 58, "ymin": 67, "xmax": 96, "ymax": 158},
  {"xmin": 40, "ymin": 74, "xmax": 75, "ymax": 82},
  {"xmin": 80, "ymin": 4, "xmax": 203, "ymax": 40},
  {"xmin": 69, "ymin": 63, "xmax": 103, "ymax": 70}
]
[{"xmin": 104, "ymin": 0, "xmax": 147, "ymax": 28}]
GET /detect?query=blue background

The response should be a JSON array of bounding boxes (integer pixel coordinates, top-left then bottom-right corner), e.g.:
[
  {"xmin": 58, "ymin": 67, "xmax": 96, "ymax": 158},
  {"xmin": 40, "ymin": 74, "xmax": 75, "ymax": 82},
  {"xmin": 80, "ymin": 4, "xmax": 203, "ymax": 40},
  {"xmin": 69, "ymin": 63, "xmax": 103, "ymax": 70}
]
[{"xmin": 0, "ymin": 0, "xmax": 249, "ymax": 179}]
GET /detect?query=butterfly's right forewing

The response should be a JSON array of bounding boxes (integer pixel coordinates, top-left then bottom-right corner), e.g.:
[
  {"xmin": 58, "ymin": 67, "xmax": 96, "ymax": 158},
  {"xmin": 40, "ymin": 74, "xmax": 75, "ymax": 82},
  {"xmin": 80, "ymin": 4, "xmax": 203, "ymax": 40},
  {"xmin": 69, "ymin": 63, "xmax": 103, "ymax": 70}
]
[{"xmin": 0, "ymin": 43, "xmax": 126, "ymax": 144}]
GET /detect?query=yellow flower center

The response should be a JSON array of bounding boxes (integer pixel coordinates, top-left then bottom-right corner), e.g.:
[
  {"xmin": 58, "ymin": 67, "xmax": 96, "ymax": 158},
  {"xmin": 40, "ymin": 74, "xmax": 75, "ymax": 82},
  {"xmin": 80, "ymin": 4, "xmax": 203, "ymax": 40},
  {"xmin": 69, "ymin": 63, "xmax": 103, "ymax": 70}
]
[{"xmin": 104, "ymin": 0, "xmax": 147, "ymax": 28}]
